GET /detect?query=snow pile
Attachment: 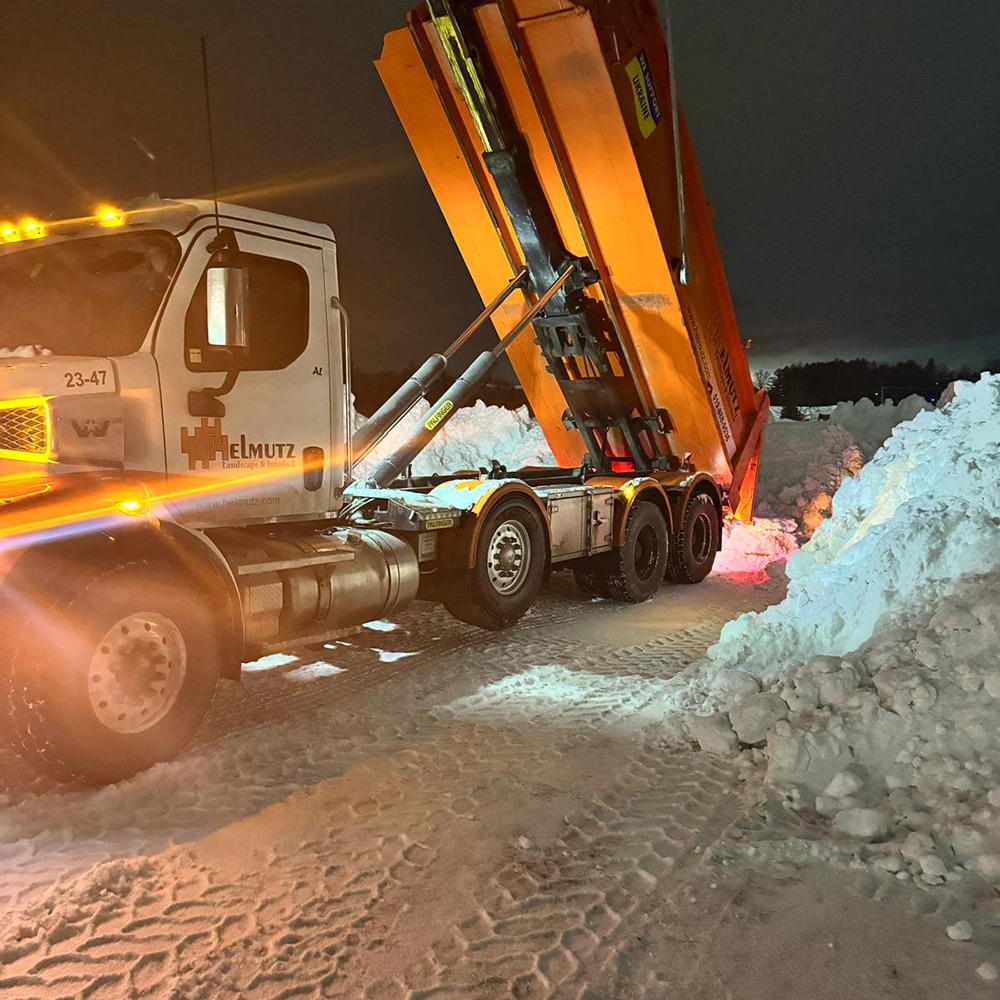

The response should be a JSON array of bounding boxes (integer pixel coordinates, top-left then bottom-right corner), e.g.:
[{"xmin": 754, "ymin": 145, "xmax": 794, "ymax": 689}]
[
  {"xmin": 711, "ymin": 517, "xmax": 798, "ymax": 582},
  {"xmin": 754, "ymin": 422, "xmax": 863, "ymax": 536},
  {"xmin": 674, "ymin": 374, "xmax": 1000, "ymax": 711},
  {"xmin": 355, "ymin": 400, "xmax": 554, "ymax": 479},
  {"xmin": 671, "ymin": 374, "xmax": 1000, "ymax": 878},
  {"xmin": 827, "ymin": 394, "xmax": 932, "ymax": 460},
  {"xmin": 685, "ymin": 572, "xmax": 1000, "ymax": 885},
  {"xmin": 0, "ymin": 345, "xmax": 51, "ymax": 358}
]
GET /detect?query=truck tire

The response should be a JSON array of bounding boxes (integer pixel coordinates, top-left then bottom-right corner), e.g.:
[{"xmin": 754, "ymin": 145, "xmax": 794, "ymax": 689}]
[
  {"xmin": 573, "ymin": 566, "xmax": 609, "ymax": 599},
  {"xmin": 3, "ymin": 564, "xmax": 220, "ymax": 784},
  {"xmin": 597, "ymin": 501, "xmax": 668, "ymax": 604},
  {"xmin": 667, "ymin": 491, "xmax": 720, "ymax": 584},
  {"xmin": 443, "ymin": 497, "xmax": 546, "ymax": 631}
]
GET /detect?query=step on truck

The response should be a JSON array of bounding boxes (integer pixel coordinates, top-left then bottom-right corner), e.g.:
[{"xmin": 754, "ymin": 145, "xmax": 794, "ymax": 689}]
[{"xmin": 0, "ymin": 0, "xmax": 767, "ymax": 783}]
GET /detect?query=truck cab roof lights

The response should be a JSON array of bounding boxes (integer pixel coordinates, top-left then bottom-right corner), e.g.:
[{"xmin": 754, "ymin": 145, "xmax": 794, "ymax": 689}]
[
  {"xmin": 96, "ymin": 204, "xmax": 126, "ymax": 228},
  {"xmin": 18, "ymin": 218, "xmax": 46, "ymax": 240}
]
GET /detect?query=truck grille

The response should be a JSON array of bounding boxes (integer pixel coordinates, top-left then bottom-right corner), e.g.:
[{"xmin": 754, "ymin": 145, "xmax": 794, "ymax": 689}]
[{"xmin": 0, "ymin": 403, "xmax": 49, "ymax": 457}]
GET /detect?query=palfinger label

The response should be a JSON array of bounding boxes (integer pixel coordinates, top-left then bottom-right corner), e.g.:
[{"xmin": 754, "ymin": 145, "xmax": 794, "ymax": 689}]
[{"xmin": 424, "ymin": 399, "xmax": 455, "ymax": 432}]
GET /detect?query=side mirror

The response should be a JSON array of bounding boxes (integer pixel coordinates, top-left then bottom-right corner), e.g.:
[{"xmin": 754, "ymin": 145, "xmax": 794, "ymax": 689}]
[{"xmin": 206, "ymin": 262, "xmax": 248, "ymax": 350}]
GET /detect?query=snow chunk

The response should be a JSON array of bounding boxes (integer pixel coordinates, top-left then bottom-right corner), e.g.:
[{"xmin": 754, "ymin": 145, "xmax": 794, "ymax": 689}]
[
  {"xmin": 945, "ymin": 920, "xmax": 973, "ymax": 942},
  {"xmin": 364, "ymin": 620, "xmax": 399, "ymax": 633},
  {"xmin": 243, "ymin": 653, "xmax": 299, "ymax": 672},
  {"xmin": 285, "ymin": 662, "xmax": 346, "ymax": 682},
  {"xmin": 711, "ymin": 517, "xmax": 797, "ymax": 581},
  {"xmin": 729, "ymin": 693, "xmax": 787, "ymax": 746},
  {"xmin": 832, "ymin": 807, "xmax": 889, "ymax": 842}
]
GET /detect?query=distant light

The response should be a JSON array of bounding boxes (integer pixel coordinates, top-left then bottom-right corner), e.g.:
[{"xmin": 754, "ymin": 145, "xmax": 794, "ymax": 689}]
[
  {"xmin": 0, "ymin": 223, "xmax": 20, "ymax": 243},
  {"xmin": 96, "ymin": 204, "xmax": 125, "ymax": 228},
  {"xmin": 18, "ymin": 218, "xmax": 45, "ymax": 240}
]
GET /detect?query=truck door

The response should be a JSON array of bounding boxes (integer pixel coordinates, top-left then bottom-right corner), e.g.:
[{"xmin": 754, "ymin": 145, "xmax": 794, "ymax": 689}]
[{"xmin": 156, "ymin": 228, "xmax": 334, "ymax": 525}]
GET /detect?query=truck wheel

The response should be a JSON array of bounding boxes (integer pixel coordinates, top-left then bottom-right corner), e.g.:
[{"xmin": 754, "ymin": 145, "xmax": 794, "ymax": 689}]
[
  {"xmin": 573, "ymin": 566, "xmax": 609, "ymax": 599},
  {"xmin": 600, "ymin": 501, "xmax": 668, "ymax": 603},
  {"xmin": 667, "ymin": 492, "xmax": 720, "ymax": 584},
  {"xmin": 3, "ymin": 565, "xmax": 220, "ymax": 784},
  {"xmin": 443, "ymin": 497, "xmax": 546, "ymax": 631}
]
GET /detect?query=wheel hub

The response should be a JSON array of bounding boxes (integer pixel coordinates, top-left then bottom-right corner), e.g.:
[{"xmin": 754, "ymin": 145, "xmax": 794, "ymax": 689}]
[
  {"xmin": 486, "ymin": 519, "xmax": 531, "ymax": 595},
  {"xmin": 88, "ymin": 612, "xmax": 187, "ymax": 734}
]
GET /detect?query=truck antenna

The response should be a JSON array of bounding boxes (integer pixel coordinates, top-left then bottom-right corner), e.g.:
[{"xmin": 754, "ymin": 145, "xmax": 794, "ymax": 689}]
[{"xmin": 200, "ymin": 36, "xmax": 222, "ymax": 237}]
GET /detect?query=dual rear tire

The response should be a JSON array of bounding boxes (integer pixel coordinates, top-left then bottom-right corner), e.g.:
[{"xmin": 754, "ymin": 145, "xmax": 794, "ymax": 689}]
[
  {"xmin": 574, "ymin": 491, "xmax": 721, "ymax": 601},
  {"xmin": 574, "ymin": 501, "xmax": 669, "ymax": 604},
  {"xmin": 666, "ymin": 491, "xmax": 720, "ymax": 585}
]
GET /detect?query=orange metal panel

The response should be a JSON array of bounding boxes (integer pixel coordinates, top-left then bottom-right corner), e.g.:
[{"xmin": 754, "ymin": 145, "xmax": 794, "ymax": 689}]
[
  {"xmin": 502, "ymin": 1, "xmax": 731, "ymax": 478},
  {"xmin": 378, "ymin": 0, "xmax": 767, "ymax": 513},
  {"xmin": 377, "ymin": 23, "xmax": 586, "ymax": 466}
]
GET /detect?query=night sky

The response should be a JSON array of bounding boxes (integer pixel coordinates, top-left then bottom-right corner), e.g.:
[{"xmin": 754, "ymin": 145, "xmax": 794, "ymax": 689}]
[{"xmin": 1, "ymin": 1, "xmax": 997, "ymax": 375}]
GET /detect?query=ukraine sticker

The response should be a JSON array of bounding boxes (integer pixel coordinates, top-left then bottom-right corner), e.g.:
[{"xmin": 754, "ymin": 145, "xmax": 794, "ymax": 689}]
[{"xmin": 626, "ymin": 49, "xmax": 663, "ymax": 139}]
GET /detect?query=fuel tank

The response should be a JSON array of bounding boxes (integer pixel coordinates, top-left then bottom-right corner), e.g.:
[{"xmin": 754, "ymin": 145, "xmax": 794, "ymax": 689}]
[{"xmin": 211, "ymin": 527, "xmax": 420, "ymax": 649}]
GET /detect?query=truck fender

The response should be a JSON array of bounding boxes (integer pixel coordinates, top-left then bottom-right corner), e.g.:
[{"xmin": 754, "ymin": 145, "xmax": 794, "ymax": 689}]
[
  {"xmin": 150, "ymin": 522, "xmax": 244, "ymax": 680},
  {"xmin": 429, "ymin": 479, "xmax": 552, "ymax": 570}
]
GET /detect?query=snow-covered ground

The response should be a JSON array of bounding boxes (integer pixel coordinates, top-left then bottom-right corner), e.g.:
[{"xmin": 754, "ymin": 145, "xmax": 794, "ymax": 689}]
[{"xmin": 1, "ymin": 378, "xmax": 998, "ymax": 997}]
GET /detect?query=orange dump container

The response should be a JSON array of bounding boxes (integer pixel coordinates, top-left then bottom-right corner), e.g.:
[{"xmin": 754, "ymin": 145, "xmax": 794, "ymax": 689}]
[{"xmin": 377, "ymin": 0, "xmax": 768, "ymax": 519}]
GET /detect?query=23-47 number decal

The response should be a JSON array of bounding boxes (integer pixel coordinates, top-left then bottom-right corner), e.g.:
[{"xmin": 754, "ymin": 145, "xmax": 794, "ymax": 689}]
[{"xmin": 64, "ymin": 370, "xmax": 108, "ymax": 388}]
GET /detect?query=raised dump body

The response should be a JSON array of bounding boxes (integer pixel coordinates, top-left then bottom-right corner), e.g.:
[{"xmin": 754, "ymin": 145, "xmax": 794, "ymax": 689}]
[{"xmin": 377, "ymin": 0, "xmax": 768, "ymax": 519}]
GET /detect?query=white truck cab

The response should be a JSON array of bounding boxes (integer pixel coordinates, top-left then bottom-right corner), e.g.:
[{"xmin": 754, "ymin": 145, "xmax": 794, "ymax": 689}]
[{"xmin": 0, "ymin": 199, "xmax": 351, "ymax": 525}]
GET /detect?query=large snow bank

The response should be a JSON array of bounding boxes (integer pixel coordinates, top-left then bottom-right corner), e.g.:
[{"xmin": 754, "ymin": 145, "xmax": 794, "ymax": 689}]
[
  {"xmin": 827, "ymin": 394, "xmax": 932, "ymax": 460},
  {"xmin": 354, "ymin": 400, "xmax": 555, "ymax": 479},
  {"xmin": 674, "ymin": 374, "xmax": 1000, "ymax": 712},
  {"xmin": 755, "ymin": 395, "xmax": 936, "ymax": 536},
  {"xmin": 670, "ymin": 375, "xmax": 1000, "ymax": 881},
  {"xmin": 685, "ymin": 571, "xmax": 1000, "ymax": 885}
]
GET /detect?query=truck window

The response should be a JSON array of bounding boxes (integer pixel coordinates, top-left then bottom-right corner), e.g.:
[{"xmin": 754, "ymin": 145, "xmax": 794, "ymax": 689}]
[
  {"xmin": 184, "ymin": 252, "xmax": 309, "ymax": 372},
  {"xmin": 0, "ymin": 232, "xmax": 179, "ymax": 357}
]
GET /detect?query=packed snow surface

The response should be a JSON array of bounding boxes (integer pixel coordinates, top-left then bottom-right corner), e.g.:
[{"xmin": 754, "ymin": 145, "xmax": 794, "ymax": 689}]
[
  {"xmin": 2, "ymin": 379, "xmax": 999, "ymax": 996},
  {"xmin": 676, "ymin": 375, "xmax": 1000, "ymax": 711}
]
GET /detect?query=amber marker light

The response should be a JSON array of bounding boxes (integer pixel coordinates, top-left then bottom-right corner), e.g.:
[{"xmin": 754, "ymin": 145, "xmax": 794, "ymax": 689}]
[
  {"xmin": 18, "ymin": 218, "xmax": 45, "ymax": 240},
  {"xmin": 0, "ymin": 222, "xmax": 20, "ymax": 243},
  {"xmin": 96, "ymin": 204, "xmax": 126, "ymax": 228},
  {"xmin": 115, "ymin": 498, "xmax": 144, "ymax": 516}
]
